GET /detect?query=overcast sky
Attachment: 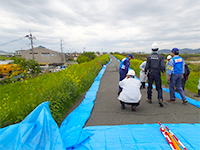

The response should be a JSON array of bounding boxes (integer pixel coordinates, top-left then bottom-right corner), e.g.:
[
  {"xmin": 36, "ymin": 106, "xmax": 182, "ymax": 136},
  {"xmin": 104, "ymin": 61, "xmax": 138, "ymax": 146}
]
[{"xmin": 0, "ymin": 0, "xmax": 200, "ymax": 53}]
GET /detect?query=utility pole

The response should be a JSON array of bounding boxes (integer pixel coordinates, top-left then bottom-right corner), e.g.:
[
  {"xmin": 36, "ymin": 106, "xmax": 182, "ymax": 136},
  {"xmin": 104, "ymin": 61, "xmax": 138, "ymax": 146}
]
[
  {"xmin": 60, "ymin": 39, "xmax": 63, "ymax": 54},
  {"xmin": 60, "ymin": 39, "xmax": 65, "ymax": 64},
  {"xmin": 26, "ymin": 31, "xmax": 36, "ymax": 59}
]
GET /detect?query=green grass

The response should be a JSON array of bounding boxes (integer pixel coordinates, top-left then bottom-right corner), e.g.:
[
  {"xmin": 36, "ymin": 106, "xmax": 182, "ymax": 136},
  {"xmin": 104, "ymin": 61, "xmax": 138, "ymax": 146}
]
[
  {"xmin": 0, "ymin": 55, "xmax": 7, "ymax": 60},
  {"xmin": 0, "ymin": 54, "xmax": 110, "ymax": 127}
]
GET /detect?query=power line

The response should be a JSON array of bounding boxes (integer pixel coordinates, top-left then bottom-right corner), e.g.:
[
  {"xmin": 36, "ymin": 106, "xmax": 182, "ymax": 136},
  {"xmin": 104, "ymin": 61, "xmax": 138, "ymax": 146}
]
[
  {"xmin": 0, "ymin": 36, "xmax": 28, "ymax": 46},
  {"xmin": 26, "ymin": 31, "xmax": 36, "ymax": 59}
]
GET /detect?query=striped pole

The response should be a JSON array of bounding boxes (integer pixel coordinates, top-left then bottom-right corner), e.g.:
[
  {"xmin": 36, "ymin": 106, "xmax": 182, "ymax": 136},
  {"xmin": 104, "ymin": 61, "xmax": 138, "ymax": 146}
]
[
  {"xmin": 159, "ymin": 127, "xmax": 176, "ymax": 150},
  {"xmin": 164, "ymin": 128, "xmax": 181, "ymax": 150},
  {"xmin": 165, "ymin": 126, "xmax": 187, "ymax": 150},
  {"xmin": 158, "ymin": 122, "xmax": 176, "ymax": 150}
]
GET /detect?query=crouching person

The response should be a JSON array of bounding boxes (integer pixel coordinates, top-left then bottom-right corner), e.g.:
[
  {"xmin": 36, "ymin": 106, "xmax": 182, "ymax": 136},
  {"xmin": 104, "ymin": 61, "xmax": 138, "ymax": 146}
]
[{"xmin": 118, "ymin": 69, "xmax": 141, "ymax": 111}]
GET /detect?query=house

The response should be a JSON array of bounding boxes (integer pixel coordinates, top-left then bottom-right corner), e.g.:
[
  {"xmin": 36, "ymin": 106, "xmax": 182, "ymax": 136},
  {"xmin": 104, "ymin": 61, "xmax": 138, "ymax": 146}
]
[
  {"xmin": 66, "ymin": 52, "xmax": 80, "ymax": 61},
  {"xmin": 0, "ymin": 50, "xmax": 7, "ymax": 56},
  {"xmin": 70, "ymin": 52, "xmax": 80, "ymax": 60},
  {"xmin": 16, "ymin": 46, "xmax": 65, "ymax": 65}
]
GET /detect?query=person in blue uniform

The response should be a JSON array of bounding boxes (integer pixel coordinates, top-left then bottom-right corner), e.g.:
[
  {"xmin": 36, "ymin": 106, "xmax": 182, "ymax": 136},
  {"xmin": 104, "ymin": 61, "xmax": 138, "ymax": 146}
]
[
  {"xmin": 118, "ymin": 54, "xmax": 133, "ymax": 95},
  {"xmin": 167, "ymin": 48, "xmax": 187, "ymax": 104},
  {"xmin": 145, "ymin": 43, "xmax": 165, "ymax": 107}
]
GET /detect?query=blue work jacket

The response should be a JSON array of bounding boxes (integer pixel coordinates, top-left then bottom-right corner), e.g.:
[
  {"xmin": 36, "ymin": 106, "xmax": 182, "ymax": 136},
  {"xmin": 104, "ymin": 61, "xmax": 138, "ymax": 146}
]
[
  {"xmin": 167, "ymin": 55, "xmax": 185, "ymax": 75},
  {"xmin": 119, "ymin": 57, "xmax": 130, "ymax": 72}
]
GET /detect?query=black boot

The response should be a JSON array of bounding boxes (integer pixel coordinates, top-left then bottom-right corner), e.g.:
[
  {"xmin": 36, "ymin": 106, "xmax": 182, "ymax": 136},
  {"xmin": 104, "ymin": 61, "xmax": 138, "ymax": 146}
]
[
  {"xmin": 140, "ymin": 82, "xmax": 143, "ymax": 89},
  {"xmin": 194, "ymin": 90, "xmax": 200, "ymax": 97},
  {"xmin": 142, "ymin": 82, "xmax": 145, "ymax": 89}
]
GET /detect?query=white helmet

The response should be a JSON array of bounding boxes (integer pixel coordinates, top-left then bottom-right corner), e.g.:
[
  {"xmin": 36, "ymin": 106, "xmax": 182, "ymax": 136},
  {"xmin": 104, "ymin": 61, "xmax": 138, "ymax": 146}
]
[
  {"xmin": 127, "ymin": 69, "xmax": 135, "ymax": 76},
  {"xmin": 167, "ymin": 55, "xmax": 172, "ymax": 60},
  {"xmin": 151, "ymin": 42, "xmax": 159, "ymax": 51}
]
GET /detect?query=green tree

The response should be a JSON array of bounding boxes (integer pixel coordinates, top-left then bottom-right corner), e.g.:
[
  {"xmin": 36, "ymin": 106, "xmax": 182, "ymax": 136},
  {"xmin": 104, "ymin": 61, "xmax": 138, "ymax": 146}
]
[
  {"xmin": 77, "ymin": 56, "xmax": 91, "ymax": 64},
  {"xmin": 26, "ymin": 59, "xmax": 41, "ymax": 75},
  {"xmin": 12, "ymin": 57, "xmax": 40, "ymax": 75},
  {"xmin": 77, "ymin": 52, "xmax": 97, "ymax": 64}
]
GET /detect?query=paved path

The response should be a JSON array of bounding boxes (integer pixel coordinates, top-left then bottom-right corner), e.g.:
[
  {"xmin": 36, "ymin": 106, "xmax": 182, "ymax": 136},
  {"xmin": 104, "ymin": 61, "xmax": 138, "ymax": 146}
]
[{"xmin": 85, "ymin": 56, "xmax": 200, "ymax": 126}]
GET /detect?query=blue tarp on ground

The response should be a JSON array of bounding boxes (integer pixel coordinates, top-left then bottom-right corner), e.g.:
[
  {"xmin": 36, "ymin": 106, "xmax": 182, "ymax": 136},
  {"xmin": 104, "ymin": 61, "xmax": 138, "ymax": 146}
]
[
  {"xmin": 0, "ymin": 56, "xmax": 200, "ymax": 150},
  {"xmin": 74, "ymin": 124, "xmax": 200, "ymax": 150}
]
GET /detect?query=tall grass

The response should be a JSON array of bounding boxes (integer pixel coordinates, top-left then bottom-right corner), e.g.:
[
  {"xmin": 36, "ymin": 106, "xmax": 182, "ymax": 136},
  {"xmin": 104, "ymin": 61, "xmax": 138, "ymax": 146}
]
[
  {"xmin": 184, "ymin": 63, "xmax": 200, "ymax": 93},
  {"xmin": 0, "ymin": 54, "xmax": 110, "ymax": 127}
]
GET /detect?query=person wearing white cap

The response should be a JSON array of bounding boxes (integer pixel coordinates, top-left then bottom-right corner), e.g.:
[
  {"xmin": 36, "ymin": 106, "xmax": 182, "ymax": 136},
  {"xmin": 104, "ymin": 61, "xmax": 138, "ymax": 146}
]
[
  {"xmin": 166, "ymin": 55, "xmax": 172, "ymax": 67},
  {"xmin": 166, "ymin": 55, "xmax": 172, "ymax": 86},
  {"xmin": 118, "ymin": 69, "xmax": 141, "ymax": 111}
]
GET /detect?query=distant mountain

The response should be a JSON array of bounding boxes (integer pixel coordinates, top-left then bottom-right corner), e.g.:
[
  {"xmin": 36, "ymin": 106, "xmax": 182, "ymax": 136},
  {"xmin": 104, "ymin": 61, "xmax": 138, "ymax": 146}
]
[
  {"xmin": 0, "ymin": 50, "xmax": 6, "ymax": 53},
  {"xmin": 158, "ymin": 48, "xmax": 200, "ymax": 54}
]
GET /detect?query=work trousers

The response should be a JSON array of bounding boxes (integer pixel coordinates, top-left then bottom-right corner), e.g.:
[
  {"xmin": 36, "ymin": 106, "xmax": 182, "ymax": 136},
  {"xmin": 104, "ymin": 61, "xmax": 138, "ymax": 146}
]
[
  {"xmin": 119, "ymin": 68, "xmax": 127, "ymax": 90},
  {"xmin": 181, "ymin": 74, "xmax": 187, "ymax": 90},
  {"xmin": 147, "ymin": 72, "xmax": 163, "ymax": 100},
  {"xmin": 120, "ymin": 101, "xmax": 140, "ymax": 107},
  {"xmin": 170, "ymin": 74, "xmax": 186, "ymax": 101}
]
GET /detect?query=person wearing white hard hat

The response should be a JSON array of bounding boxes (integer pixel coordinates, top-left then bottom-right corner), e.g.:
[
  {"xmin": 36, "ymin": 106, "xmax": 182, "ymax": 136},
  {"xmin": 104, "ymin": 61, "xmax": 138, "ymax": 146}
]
[
  {"xmin": 166, "ymin": 55, "xmax": 172, "ymax": 86},
  {"xmin": 118, "ymin": 69, "xmax": 141, "ymax": 111},
  {"xmin": 145, "ymin": 42, "xmax": 165, "ymax": 107}
]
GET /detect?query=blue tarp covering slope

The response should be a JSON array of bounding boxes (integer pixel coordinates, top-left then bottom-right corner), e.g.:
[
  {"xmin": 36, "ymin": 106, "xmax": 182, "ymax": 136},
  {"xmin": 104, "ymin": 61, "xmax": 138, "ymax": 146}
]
[
  {"xmin": 0, "ymin": 101, "xmax": 65, "ymax": 150},
  {"xmin": 60, "ymin": 58, "xmax": 112, "ymax": 149},
  {"xmin": 162, "ymin": 88, "xmax": 200, "ymax": 108}
]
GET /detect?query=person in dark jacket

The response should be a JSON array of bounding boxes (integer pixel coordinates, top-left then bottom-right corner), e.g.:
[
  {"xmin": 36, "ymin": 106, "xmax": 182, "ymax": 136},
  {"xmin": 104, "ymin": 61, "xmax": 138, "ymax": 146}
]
[
  {"xmin": 181, "ymin": 63, "xmax": 190, "ymax": 90},
  {"xmin": 145, "ymin": 42, "xmax": 165, "ymax": 107}
]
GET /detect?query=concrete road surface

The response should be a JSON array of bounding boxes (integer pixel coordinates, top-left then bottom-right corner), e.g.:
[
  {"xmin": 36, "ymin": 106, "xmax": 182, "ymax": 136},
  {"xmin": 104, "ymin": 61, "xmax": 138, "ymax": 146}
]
[{"xmin": 85, "ymin": 56, "xmax": 200, "ymax": 126}]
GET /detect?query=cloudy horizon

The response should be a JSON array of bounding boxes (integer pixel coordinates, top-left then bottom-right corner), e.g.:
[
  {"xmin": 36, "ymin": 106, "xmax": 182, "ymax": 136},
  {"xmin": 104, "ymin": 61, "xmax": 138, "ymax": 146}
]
[{"xmin": 0, "ymin": 0, "xmax": 200, "ymax": 53}]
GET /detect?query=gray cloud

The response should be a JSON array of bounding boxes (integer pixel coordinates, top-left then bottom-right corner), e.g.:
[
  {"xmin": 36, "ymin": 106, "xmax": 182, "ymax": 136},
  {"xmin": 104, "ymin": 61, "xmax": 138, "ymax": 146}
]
[{"xmin": 0, "ymin": 0, "xmax": 199, "ymax": 53}]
